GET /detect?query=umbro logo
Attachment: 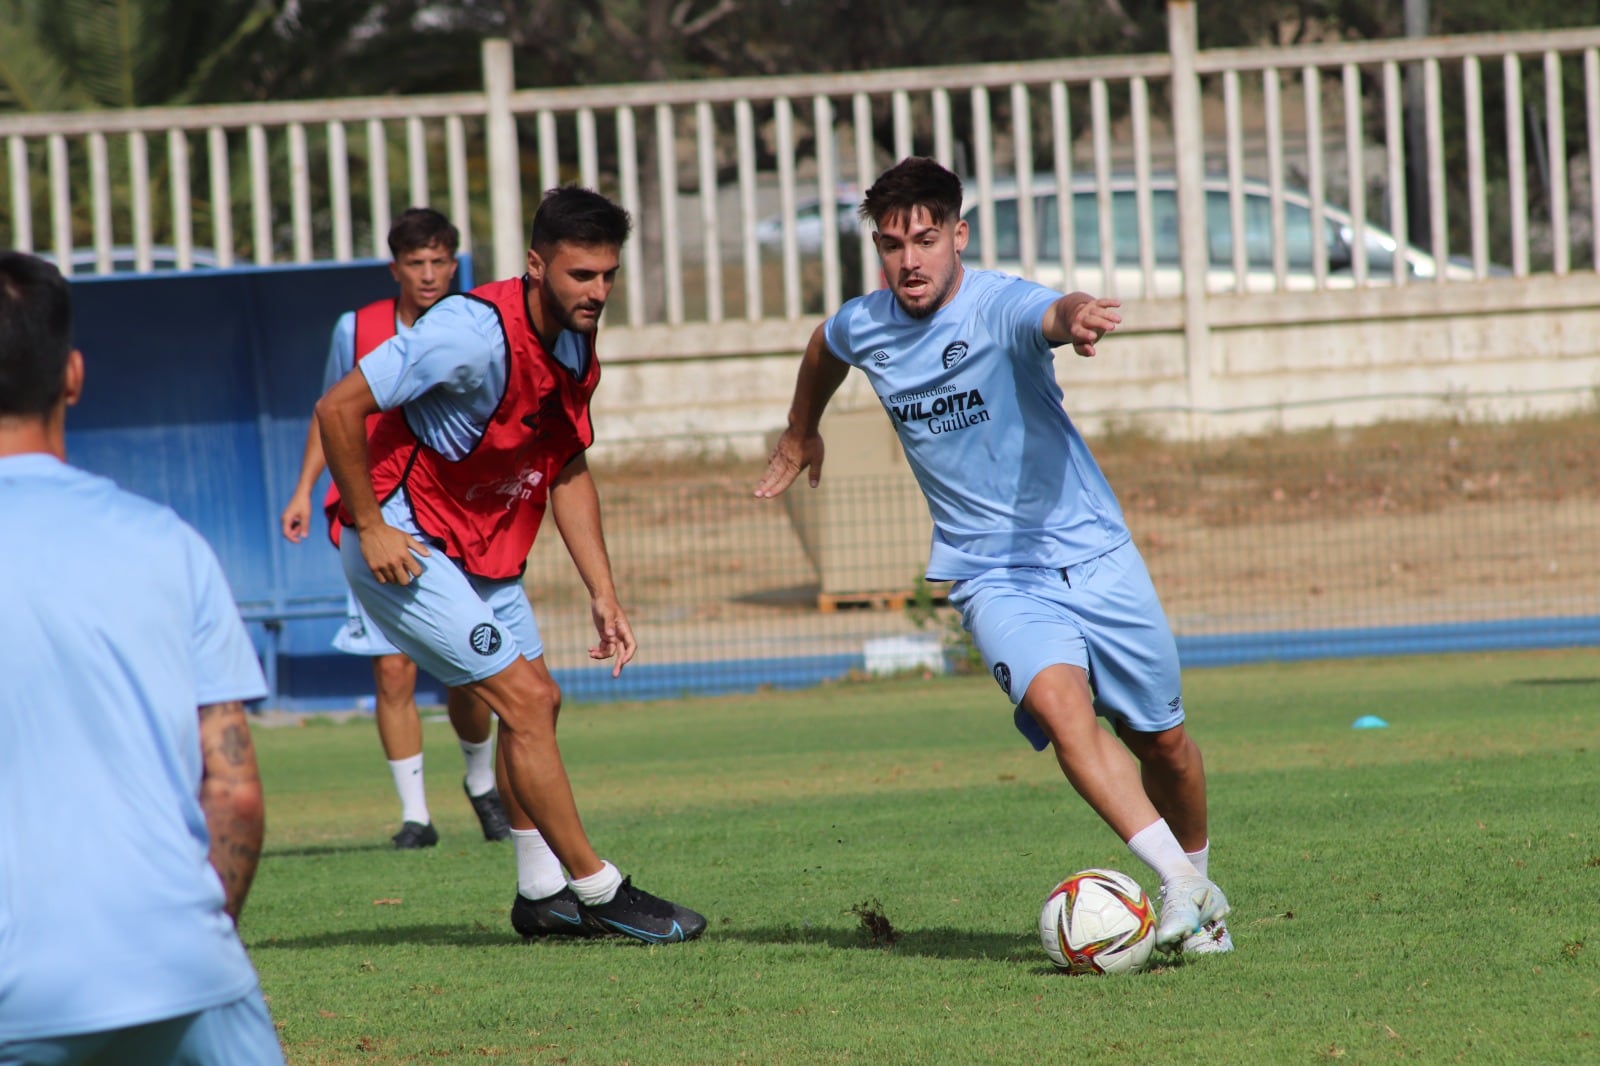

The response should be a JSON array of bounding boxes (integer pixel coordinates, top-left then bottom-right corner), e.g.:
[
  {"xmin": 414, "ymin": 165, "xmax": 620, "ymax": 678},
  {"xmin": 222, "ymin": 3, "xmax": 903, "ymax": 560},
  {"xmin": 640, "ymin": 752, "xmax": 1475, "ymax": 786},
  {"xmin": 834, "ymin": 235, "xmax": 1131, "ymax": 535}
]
[
  {"xmin": 941, "ymin": 341, "xmax": 969, "ymax": 369},
  {"xmin": 870, "ymin": 349, "xmax": 890, "ymax": 364},
  {"xmin": 1168, "ymin": 695, "xmax": 1183, "ymax": 716},
  {"xmin": 469, "ymin": 623, "xmax": 502, "ymax": 656}
]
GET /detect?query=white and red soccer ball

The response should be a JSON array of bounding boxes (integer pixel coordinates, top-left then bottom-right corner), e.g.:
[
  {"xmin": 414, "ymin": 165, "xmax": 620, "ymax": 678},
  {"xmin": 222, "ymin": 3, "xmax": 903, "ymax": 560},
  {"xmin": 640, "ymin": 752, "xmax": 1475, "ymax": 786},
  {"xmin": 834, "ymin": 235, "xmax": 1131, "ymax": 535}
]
[{"xmin": 1039, "ymin": 868, "xmax": 1157, "ymax": 975}]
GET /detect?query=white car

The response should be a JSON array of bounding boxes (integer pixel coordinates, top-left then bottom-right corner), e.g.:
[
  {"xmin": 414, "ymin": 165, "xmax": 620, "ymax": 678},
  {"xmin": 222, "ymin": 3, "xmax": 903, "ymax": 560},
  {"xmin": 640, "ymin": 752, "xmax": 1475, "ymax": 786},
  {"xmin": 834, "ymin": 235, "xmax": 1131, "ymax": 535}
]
[
  {"xmin": 755, "ymin": 195, "xmax": 862, "ymax": 254},
  {"xmin": 961, "ymin": 174, "xmax": 1493, "ymax": 295},
  {"xmin": 39, "ymin": 245, "xmax": 222, "ymax": 276}
]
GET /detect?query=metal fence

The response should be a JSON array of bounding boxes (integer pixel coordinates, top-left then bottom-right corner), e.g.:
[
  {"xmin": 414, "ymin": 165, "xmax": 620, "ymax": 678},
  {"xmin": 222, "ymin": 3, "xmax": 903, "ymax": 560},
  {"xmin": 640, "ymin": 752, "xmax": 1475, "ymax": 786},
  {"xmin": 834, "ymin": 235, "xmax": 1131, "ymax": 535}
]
[
  {"xmin": 526, "ymin": 420, "xmax": 1600, "ymax": 704},
  {"xmin": 8, "ymin": 17, "xmax": 1600, "ymax": 319}
]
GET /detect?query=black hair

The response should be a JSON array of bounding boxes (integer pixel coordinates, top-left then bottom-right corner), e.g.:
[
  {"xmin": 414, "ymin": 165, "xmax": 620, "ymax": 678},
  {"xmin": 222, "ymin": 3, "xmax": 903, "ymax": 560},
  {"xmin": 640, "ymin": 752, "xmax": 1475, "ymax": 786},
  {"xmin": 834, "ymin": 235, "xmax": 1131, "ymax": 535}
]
[
  {"xmin": 0, "ymin": 252, "xmax": 73, "ymax": 418},
  {"xmin": 528, "ymin": 186, "xmax": 632, "ymax": 255},
  {"xmin": 859, "ymin": 157, "xmax": 964, "ymax": 230},
  {"xmin": 388, "ymin": 207, "xmax": 460, "ymax": 257}
]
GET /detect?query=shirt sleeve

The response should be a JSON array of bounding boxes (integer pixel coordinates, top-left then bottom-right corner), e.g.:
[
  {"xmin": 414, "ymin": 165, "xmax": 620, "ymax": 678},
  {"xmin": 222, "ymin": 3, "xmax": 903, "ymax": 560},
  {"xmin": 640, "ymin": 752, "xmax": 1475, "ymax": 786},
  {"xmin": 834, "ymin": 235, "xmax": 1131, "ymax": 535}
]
[
  {"xmin": 321, "ymin": 312, "xmax": 357, "ymax": 394},
  {"xmin": 821, "ymin": 310, "xmax": 854, "ymax": 366},
  {"xmin": 357, "ymin": 296, "xmax": 502, "ymax": 411},
  {"xmin": 185, "ymin": 526, "xmax": 268, "ymax": 705},
  {"xmin": 991, "ymin": 276, "xmax": 1063, "ymax": 360}
]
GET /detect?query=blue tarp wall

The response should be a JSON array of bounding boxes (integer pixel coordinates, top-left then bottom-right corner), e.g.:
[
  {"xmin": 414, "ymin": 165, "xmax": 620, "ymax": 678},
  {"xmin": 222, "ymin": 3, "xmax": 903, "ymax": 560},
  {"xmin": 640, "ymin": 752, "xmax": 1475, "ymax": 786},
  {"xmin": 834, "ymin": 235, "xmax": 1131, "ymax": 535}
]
[{"xmin": 65, "ymin": 258, "xmax": 472, "ymax": 708}]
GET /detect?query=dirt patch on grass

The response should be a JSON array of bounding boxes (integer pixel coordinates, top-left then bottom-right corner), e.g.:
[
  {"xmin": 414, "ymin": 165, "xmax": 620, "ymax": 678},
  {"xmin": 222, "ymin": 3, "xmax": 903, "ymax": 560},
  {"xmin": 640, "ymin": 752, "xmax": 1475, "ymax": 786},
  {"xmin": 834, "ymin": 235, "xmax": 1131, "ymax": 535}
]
[{"xmin": 525, "ymin": 415, "xmax": 1600, "ymax": 668}]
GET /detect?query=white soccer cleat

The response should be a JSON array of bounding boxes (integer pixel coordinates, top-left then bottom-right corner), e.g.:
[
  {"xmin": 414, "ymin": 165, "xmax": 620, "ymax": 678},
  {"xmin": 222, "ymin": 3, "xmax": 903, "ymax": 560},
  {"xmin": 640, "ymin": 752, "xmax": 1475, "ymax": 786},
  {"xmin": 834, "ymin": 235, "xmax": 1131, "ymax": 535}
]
[
  {"xmin": 1180, "ymin": 917, "xmax": 1234, "ymax": 955},
  {"xmin": 1154, "ymin": 875, "xmax": 1230, "ymax": 951}
]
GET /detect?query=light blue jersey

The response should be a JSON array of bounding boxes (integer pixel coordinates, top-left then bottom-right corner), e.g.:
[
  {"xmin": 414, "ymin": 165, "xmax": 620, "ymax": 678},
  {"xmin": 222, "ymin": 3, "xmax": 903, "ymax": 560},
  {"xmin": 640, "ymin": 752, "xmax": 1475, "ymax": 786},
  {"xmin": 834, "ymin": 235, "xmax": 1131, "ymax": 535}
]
[
  {"xmin": 0, "ymin": 455, "xmax": 269, "ymax": 1042},
  {"xmin": 356, "ymin": 288, "xmax": 588, "ymax": 461},
  {"xmin": 823, "ymin": 268, "xmax": 1130, "ymax": 581}
]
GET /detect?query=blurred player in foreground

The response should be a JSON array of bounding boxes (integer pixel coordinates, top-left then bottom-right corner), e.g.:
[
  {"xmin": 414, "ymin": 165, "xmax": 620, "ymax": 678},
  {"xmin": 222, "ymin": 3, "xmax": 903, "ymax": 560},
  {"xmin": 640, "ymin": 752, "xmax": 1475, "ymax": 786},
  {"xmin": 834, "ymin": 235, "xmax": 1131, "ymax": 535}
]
[
  {"xmin": 280, "ymin": 207, "xmax": 510, "ymax": 850},
  {"xmin": 316, "ymin": 187, "xmax": 705, "ymax": 944},
  {"xmin": 756, "ymin": 157, "xmax": 1233, "ymax": 955},
  {"xmin": 0, "ymin": 251, "xmax": 283, "ymax": 1062}
]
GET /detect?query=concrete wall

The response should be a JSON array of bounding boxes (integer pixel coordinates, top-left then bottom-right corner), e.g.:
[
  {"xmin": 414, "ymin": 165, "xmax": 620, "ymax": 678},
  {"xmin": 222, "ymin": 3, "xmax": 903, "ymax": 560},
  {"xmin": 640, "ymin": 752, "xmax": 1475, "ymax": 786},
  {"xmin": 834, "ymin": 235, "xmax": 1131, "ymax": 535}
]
[{"xmin": 591, "ymin": 273, "xmax": 1600, "ymax": 460}]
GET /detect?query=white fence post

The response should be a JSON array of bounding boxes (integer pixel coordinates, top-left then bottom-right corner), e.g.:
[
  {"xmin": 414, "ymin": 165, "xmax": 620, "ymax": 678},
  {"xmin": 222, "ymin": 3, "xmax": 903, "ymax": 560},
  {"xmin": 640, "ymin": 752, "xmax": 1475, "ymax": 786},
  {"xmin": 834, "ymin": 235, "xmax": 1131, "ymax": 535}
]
[
  {"xmin": 483, "ymin": 39, "xmax": 524, "ymax": 281},
  {"xmin": 1168, "ymin": 0, "xmax": 1214, "ymax": 434}
]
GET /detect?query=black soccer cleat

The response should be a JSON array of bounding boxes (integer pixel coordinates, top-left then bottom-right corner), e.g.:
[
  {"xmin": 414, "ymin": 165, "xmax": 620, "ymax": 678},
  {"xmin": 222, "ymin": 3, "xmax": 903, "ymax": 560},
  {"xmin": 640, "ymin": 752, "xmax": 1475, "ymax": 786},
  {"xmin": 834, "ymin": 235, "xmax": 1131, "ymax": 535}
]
[
  {"xmin": 391, "ymin": 821, "xmax": 439, "ymax": 849},
  {"xmin": 582, "ymin": 877, "xmax": 707, "ymax": 944},
  {"xmin": 511, "ymin": 887, "xmax": 609, "ymax": 939},
  {"xmin": 463, "ymin": 780, "xmax": 512, "ymax": 842}
]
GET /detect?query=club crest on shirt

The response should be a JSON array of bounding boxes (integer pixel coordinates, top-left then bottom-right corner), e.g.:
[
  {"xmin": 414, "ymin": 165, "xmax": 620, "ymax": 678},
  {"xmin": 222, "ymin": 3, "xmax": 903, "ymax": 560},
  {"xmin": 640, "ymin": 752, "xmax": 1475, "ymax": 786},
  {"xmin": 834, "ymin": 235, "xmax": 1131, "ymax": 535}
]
[
  {"xmin": 469, "ymin": 623, "xmax": 502, "ymax": 656},
  {"xmin": 992, "ymin": 661, "xmax": 1011, "ymax": 695},
  {"xmin": 941, "ymin": 341, "xmax": 969, "ymax": 369}
]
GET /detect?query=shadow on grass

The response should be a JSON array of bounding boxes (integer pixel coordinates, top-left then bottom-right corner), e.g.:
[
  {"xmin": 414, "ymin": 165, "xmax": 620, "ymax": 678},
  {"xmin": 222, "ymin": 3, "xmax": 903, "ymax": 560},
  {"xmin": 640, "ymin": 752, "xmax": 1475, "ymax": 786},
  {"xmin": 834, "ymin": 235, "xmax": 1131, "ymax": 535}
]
[
  {"xmin": 718, "ymin": 923, "xmax": 1034, "ymax": 961},
  {"xmin": 253, "ymin": 922, "xmax": 1043, "ymax": 959},
  {"xmin": 252, "ymin": 924, "xmax": 591, "ymax": 951},
  {"xmin": 264, "ymin": 842, "xmax": 392, "ymax": 859},
  {"xmin": 1507, "ymin": 676, "xmax": 1600, "ymax": 686}
]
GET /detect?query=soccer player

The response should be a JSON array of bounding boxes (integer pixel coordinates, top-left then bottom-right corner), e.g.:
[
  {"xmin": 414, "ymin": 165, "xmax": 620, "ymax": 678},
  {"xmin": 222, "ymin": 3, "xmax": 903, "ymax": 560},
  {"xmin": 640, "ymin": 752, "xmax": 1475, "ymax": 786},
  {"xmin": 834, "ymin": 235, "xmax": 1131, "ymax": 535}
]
[
  {"xmin": 0, "ymin": 252, "xmax": 283, "ymax": 1062},
  {"xmin": 755, "ymin": 157, "xmax": 1233, "ymax": 955},
  {"xmin": 315, "ymin": 186, "xmax": 705, "ymax": 944},
  {"xmin": 280, "ymin": 207, "xmax": 510, "ymax": 850}
]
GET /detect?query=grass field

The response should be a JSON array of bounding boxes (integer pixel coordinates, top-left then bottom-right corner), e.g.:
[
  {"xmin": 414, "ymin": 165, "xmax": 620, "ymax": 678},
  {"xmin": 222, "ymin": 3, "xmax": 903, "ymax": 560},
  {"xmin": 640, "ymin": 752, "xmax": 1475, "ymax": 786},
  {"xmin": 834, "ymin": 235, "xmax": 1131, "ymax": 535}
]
[{"xmin": 248, "ymin": 649, "xmax": 1600, "ymax": 1064}]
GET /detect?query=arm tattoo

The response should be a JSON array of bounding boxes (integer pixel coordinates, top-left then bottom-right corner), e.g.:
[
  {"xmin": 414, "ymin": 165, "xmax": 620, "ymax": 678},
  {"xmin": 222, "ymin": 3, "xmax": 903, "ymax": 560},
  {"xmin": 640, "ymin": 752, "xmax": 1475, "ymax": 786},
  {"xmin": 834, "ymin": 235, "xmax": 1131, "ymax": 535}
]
[{"xmin": 198, "ymin": 700, "xmax": 266, "ymax": 922}]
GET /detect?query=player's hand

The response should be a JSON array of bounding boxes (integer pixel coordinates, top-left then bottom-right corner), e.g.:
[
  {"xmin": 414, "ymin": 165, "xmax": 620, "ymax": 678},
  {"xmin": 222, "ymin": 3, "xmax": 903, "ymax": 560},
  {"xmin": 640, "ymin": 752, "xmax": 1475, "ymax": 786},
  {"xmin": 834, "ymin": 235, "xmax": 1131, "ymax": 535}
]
[
  {"xmin": 754, "ymin": 428, "xmax": 825, "ymax": 498},
  {"xmin": 1069, "ymin": 297, "xmax": 1122, "ymax": 358},
  {"xmin": 587, "ymin": 595, "xmax": 637, "ymax": 677},
  {"xmin": 357, "ymin": 522, "xmax": 431, "ymax": 586},
  {"xmin": 280, "ymin": 492, "xmax": 313, "ymax": 543}
]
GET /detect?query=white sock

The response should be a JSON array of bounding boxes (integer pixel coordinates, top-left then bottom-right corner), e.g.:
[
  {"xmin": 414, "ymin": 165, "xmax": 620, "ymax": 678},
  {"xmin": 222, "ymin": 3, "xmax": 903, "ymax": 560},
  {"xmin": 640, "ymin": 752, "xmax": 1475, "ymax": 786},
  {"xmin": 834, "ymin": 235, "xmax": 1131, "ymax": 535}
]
[
  {"xmin": 1185, "ymin": 842, "xmax": 1211, "ymax": 879},
  {"xmin": 1127, "ymin": 819, "xmax": 1201, "ymax": 887},
  {"xmin": 388, "ymin": 754, "xmax": 430, "ymax": 826},
  {"xmin": 511, "ymin": 828, "xmax": 567, "ymax": 900},
  {"xmin": 568, "ymin": 860, "xmax": 623, "ymax": 906},
  {"xmin": 460, "ymin": 737, "xmax": 495, "ymax": 797}
]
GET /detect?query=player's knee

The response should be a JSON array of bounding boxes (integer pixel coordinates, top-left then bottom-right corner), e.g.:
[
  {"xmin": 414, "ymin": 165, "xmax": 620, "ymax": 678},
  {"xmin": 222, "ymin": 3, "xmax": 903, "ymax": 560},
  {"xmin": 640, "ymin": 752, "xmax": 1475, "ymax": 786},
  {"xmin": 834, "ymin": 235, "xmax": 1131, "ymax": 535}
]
[
  {"xmin": 372, "ymin": 654, "xmax": 416, "ymax": 695},
  {"xmin": 1123, "ymin": 722, "xmax": 1193, "ymax": 769}
]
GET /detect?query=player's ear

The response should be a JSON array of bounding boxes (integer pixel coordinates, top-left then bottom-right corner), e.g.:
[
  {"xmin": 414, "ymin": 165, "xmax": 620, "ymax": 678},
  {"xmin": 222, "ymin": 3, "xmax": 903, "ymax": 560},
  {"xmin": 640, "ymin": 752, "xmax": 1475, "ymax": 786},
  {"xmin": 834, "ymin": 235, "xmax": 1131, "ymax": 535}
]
[
  {"xmin": 952, "ymin": 218, "xmax": 969, "ymax": 254},
  {"xmin": 526, "ymin": 247, "xmax": 544, "ymax": 282},
  {"xmin": 388, "ymin": 260, "xmax": 402, "ymax": 285},
  {"xmin": 62, "ymin": 349, "xmax": 84, "ymax": 408}
]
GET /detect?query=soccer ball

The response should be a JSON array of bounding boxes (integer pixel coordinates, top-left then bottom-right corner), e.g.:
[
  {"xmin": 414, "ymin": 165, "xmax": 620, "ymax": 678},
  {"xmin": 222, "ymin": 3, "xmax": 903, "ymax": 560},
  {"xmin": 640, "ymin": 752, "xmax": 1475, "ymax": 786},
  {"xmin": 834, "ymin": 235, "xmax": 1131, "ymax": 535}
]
[{"xmin": 1039, "ymin": 868, "xmax": 1157, "ymax": 975}]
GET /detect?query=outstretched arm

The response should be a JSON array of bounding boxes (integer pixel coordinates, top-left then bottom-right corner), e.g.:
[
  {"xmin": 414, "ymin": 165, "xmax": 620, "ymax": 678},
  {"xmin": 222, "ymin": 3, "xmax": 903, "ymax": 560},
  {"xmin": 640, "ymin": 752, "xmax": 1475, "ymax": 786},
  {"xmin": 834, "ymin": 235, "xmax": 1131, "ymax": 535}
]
[
  {"xmin": 1041, "ymin": 293, "xmax": 1123, "ymax": 357},
  {"xmin": 198, "ymin": 700, "xmax": 264, "ymax": 923},
  {"xmin": 549, "ymin": 452, "xmax": 636, "ymax": 676},
  {"xmin": 754, "ymin": 322, "xmax": 851, "ymax": 498}
]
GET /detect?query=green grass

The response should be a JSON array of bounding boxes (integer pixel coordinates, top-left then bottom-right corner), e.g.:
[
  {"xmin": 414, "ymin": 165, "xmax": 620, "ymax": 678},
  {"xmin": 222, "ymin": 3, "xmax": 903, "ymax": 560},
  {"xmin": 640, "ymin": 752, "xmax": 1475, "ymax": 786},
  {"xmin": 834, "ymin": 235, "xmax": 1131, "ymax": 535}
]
[{"xmin": 248, "ymin": 649, "xmax": 1600, "ymax": 1064}]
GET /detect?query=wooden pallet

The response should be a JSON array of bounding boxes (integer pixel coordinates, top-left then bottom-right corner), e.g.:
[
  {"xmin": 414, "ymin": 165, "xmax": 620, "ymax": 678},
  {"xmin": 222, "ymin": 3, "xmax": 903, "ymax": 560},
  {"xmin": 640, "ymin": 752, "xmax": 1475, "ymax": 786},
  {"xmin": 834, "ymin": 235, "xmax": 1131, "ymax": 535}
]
[{"xmin": 817, "ymin": 588, "xmax": 949, "ymax": 613}]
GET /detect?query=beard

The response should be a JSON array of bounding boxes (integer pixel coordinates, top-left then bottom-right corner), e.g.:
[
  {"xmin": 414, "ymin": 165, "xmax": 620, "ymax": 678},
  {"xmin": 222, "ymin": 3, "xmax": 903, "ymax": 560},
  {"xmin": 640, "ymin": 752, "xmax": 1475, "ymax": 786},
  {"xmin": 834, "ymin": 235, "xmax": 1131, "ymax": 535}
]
[
  {"xmin": 551, "ymin": 298, "xmax": 604, "ymax": 335},
  {"xmin": 892, "ymin": 268, "xmax": 959, "ymax": 320}
]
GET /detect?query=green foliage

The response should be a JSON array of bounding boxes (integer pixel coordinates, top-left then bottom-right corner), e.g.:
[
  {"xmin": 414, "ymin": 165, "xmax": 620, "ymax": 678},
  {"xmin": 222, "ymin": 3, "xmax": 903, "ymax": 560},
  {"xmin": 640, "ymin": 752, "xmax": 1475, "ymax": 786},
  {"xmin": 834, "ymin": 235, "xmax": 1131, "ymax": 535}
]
[
  {"xmin": 905, "ymin": 576, "xmax": 982, "ymax": 675},
  {"xmin": 248, "ymin": 649, "xmax": 1600, "ymax": 1063},
  {"xmin": 0, "ymin": 0, "xmax": 276, "ymax": 112}
]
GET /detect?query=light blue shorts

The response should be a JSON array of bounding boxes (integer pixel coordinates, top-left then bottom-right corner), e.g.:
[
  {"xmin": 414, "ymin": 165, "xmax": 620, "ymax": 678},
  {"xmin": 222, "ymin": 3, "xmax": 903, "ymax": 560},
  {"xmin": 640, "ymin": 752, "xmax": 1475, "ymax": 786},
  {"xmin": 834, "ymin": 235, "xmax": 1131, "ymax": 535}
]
[
  {"xmin": 0, "ymin": 989, "xmax": 283, "ymax": 1066},
  {"xmin": 332, "ymin": 588, "xmax": 402, "ymax": 657},
  {"xmin": 339, "ymin": 499, "xmax": 543, "ymax": 687},
  {"xmin": 949, "ymin": 539, "xmax": 1184, "ymax": 750}
]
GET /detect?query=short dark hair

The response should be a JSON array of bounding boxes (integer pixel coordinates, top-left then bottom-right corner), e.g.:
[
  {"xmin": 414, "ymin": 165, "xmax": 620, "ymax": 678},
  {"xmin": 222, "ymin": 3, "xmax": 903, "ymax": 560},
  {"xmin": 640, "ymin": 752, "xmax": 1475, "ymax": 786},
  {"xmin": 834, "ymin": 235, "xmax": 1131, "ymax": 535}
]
[
  {"xmin": 860, "ymin": 157, "xmax": 964, "ymax": 230},
  {"xmin": 0, "ymin": 252, "xmax": 73, "ymax": 418},
  {"xmin": 388, "ymin": 207, "xmax": 459, "ymax": 257},
  {"xmin": 529, "ymin": 186, "xmax": 631, "ymax": 256}
]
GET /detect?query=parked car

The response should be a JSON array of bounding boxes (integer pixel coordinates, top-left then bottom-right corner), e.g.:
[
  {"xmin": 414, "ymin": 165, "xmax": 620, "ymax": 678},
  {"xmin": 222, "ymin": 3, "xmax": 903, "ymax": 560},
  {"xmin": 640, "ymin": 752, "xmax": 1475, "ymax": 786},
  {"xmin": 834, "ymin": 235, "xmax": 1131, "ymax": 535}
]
[
  {"xmin": 39, "ymin": 245, "xmax": 222, "ymax": 276},
  {"xmin": 755, "ymin": 191, "xmax": 862, "ymax": 253},
  {"xmin": 960, "ymin": 174, "xmax": 1496, "ymax": 295}
]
